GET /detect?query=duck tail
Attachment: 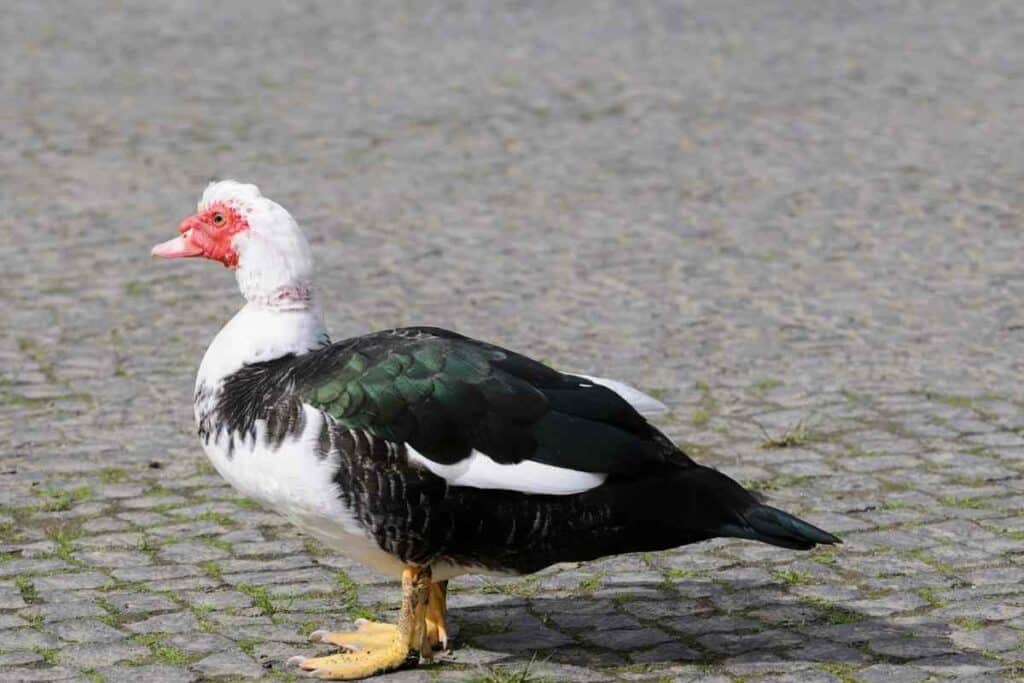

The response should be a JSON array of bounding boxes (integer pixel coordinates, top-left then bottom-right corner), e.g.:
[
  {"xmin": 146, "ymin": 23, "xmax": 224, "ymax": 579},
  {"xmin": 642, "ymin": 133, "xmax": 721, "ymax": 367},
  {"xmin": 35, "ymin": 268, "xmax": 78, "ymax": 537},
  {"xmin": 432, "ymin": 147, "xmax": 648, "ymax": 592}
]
[
  {"xmin": 672, "ymin": 466, "xmax": 841, "ymax": 550},
  {"xmin": 720, "ymin": 504, "xmax": 841, "ymax": 550}
]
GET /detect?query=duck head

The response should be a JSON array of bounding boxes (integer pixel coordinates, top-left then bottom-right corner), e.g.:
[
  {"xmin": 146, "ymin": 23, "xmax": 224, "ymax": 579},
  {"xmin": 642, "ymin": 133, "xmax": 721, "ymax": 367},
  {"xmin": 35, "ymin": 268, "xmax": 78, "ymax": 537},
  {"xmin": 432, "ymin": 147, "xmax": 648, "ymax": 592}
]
[{"xmin": 152, "ymin": 181, "xmax": 316, "ymax": 308}]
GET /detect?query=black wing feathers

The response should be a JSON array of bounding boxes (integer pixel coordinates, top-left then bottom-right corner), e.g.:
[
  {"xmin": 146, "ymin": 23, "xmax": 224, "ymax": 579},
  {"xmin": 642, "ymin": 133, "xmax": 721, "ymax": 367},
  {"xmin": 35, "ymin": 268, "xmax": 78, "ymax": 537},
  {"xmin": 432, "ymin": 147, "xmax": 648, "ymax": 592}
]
[
  {"xmin": 218, "ymin": 327, "xmax": 688, "ymax": 477},
  {"xmin": 284, "ymin": 327, "xmax": 686, "ymax": 476}
]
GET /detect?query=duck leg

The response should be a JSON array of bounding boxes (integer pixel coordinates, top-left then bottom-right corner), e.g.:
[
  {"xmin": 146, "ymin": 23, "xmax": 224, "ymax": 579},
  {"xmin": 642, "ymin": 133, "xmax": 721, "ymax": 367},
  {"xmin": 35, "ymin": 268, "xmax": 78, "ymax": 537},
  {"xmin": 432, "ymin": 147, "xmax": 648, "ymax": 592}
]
[
  {"xmin": 422, "ymin": 580, "xmax": 449, "ymax": 656},
  {"xmin": 290, "ymin": 566, "xmax": 431, "ymax": 680}
]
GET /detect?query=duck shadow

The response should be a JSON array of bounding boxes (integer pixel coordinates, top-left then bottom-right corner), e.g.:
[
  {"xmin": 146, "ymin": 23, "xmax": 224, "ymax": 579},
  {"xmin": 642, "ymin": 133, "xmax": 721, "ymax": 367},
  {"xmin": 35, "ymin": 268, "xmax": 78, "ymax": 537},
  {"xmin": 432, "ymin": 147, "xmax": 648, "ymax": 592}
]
[{"xmin": 424, "ymin": 578, "xmax": 989, "ymax": 676}]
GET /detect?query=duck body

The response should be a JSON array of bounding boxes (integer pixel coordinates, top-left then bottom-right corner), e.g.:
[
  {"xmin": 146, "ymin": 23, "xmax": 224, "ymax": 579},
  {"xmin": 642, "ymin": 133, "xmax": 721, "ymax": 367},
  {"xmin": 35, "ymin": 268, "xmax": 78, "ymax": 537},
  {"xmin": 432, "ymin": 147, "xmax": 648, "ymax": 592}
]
[
  {"xmin": 155, "ymin": 180, "xmax": 838, "ymax": 679},
  {"xmin": 194, "ymin": 305, "xmax": 837, "ymax": 582}
]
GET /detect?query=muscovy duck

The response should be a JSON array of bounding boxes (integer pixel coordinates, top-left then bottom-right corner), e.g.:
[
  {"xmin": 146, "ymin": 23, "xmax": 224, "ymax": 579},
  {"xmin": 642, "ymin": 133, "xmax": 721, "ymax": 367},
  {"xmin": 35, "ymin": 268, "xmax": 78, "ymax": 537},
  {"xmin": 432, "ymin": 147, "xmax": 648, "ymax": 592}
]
[{"xmin": 151, "ymin": 181, "xmax": 839, "ymax": 680}]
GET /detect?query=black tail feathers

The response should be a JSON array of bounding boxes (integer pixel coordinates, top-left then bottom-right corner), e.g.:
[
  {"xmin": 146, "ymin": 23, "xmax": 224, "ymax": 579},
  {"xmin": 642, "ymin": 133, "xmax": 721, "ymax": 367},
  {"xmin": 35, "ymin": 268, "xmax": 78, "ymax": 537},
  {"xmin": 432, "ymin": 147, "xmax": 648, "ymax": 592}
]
[
  {"xmin": 721, "ymin": 504, "xmax": 841, "ymax": 550},
  {"xmin": 672, "ymin": 465, "xmax": 841, "ymax": 551}
]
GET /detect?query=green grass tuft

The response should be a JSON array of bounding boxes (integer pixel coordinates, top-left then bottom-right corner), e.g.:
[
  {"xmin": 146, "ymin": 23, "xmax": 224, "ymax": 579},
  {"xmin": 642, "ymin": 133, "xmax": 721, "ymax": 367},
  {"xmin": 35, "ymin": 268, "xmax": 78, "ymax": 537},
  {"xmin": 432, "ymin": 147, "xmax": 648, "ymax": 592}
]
[
  {"xmin": 819, "ymin": 662, "xmax": 857, "ymax": 683},
  {"xmin": 202, "ymin": 536, "xmax": 232, "ymax": 552},
  {"xmin": 194, "ymin": 460, "xmax": 217, "ymax": 476},
  {"xmin": 664, "ymin": 567, "xmax": 699, "ymax": 581},
  {"xmin": 238, "ymin": 583, "xmax": 277, "ymax": 618},
  {"xmin": 15, "ymin": 575, "xmax": 40, "ymax": 604},
  {"xmin": 743, "ymin": 474, "xmax": 811, "ymax": 493},
  {"xmin": 464, "ymin": 660, "xmax": 549, "ymax": 683},
  {"xmin": 303, "ymin": 537, "xmax": 326, "ymax": 557},
  {"xmin": 32, "ymin": 485, "xmax": 92, "ymax": 512},
  {"xmin": 22, "ymin": 611, "xmax": 43, "ymax": 629},
  {"xmin": 810, "ymin": 598, "xmax": 862, "ymax": 625},
  {"xmin": 98, "ymin": 468, "xmax": 129, "ymax": 484},
  {"xmin": 772, "ymin": 569, "xmax": 812, "ymax": 586},
  {"xmin": 939, "ymin": 495, "xmax": 987, "ymax": 510},
  {"xmin": 45, "ymin": 524, "xmax": 81, "ymax": 562},
  {"xmin": 335, "ymin": 570, "xmax": 359, "ymax": 609},
  {"xmin": 810, "ymin": 549, "xmax": 838, "ymax": 565},
  {"xmin": 927, "ymin": 392, "xmax": 974, "ymax": 408},
  {"xmin": 132, "ymin": 633, "xmax": 191, "ymax": 665},
  {"xmin": 759, "ymin": 422, "xmax": 818, "ymax": 449},
  {"xmin": 201, "ymin": 561, "xmax": 223, "ymax": 581},
  {"xmin": 194, "ymin": 511, "xmax": 236, "ymax": 526},
  {"xmin": 692, "ymin": 380, "xmax": 717, "ymax": 427},
  {"xmin": 954, "ymin": 617, "xmax": 986, "ymax": 631},
  {"xmin": 480, "ymin": 576, "xmax": 540, "ymax": 598},
  {"xmin": 753, "ymin": 378, "xmax": 781, "ymax": 392},
  {"xmin": 915, "ymin": 587, "xmax": 948, "ymax": 607}
]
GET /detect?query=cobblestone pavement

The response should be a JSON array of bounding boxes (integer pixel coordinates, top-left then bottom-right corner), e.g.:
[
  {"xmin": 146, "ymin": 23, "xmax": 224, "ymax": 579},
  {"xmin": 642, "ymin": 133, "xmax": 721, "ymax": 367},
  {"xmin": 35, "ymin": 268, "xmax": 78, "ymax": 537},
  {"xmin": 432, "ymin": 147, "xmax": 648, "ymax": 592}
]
[{"xmin": 2, "ymin": 1, "xmax": 1024, "ymax": 681}]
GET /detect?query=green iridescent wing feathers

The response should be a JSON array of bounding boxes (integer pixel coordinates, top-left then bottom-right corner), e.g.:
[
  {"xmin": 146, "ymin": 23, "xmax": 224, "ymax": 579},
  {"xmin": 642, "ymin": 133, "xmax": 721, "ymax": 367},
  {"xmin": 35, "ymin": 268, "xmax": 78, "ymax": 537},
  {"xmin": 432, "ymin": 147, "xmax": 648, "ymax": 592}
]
[{"xmin": 298, "ymin": 327, "xmax": 682, "ymax": 474}]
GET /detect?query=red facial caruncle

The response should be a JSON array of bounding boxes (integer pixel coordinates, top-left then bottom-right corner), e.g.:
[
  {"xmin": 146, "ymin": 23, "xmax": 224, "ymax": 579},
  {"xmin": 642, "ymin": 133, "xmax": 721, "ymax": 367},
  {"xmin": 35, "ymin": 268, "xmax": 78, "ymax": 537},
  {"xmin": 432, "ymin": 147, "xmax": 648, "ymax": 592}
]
[{"xmin": 151, "ymin": 202, "xmax": 250, "ymax": 268}]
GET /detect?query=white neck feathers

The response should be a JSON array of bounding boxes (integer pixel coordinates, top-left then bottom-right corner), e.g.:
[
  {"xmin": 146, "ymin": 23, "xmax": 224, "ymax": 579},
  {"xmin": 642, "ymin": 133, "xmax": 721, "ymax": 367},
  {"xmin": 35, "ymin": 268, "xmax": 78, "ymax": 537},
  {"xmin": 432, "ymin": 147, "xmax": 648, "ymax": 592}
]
[{"xmin": 197, "ymin": 303, "xmax": 328, "ymax": 390}]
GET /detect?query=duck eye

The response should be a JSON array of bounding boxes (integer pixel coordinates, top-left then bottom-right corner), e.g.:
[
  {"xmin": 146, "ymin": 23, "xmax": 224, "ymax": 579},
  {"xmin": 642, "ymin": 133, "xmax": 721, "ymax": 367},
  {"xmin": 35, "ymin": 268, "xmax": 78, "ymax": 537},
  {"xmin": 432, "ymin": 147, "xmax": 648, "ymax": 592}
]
[{"xmin": 212, "ymin": 212, "xmax": 226, "ymax": 226}]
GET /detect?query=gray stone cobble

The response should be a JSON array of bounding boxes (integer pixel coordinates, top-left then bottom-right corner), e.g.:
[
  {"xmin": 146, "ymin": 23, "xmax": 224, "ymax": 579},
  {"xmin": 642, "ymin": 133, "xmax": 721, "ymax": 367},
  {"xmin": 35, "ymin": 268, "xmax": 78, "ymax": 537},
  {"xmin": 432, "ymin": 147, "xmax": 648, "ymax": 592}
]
[{"xmin": 3, "ymin": 0, "xmax": 1024, "ymax": 681}]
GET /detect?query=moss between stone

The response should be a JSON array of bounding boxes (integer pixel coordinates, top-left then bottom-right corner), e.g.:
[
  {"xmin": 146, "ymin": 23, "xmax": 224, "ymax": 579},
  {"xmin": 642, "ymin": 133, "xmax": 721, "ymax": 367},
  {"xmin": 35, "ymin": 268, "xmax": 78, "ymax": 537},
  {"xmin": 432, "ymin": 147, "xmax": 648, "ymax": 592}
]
[
  {"xmin": 15, "ymin": 575, "xmax": 40, "ymax": 604},
  {"xmin": 809, "ymin": 598, "xmax": 862, "ymax": 625},
  {"xmin": 335, "ymin": 569, "xmax": 378, "ymax": 620},
  {"xmin": 753, "ymin": 378, "xmax": 782, "ymax": 392},
  {"xmin": 925, "ymin": 392, "xmax": 974, "ymax": 408},
  {"xmin": 202, "ymin": 536, "xmax": 233, "ymax": 552},
  {"xmin": 819, "ymin": 662, "xmax": 858, "ymax": 683},
  {"xmin": 463, "ymin": 662, "xmax": 551, "ymax": 683},
  {"xmin": 915, "ymin": 586, "xmax": 948, "ymax": 607},
  {"xmin": 98, "ymin": 467, "xmax": 129, "ymax": 484},
  {"xmin": 771, "ymin": 569, "xmax": 812, "ymax": 586},
  {"xmin": 44, "ymin": 523, "xmax": 82, "ymax": 563},
  {"xmin": 938, "ymin": 495, "xmax": 987, "ymax": 510},
  {"xmin": 238, "ymin": 582, "xmax": 277, "ymax": 618},
  {"xmin": 32, "ymin": 485, "xmax": 92, "ymax": 512},
  {"xmin": 21, "ymin": 610, "xmax": 43, "ymax": 629},
  {"xmin": 130, "ymin": 632, "xmax": 193, "ymax": 665},
  {"xmin": 194, "ymin": 511, "xmax": 237, "ymax": 526},
  {"xmin": 201, "ymin": 560, "xmax": 224, "ymax": 581},
  {"xmin": 810, "ymin": 548, "xmax": 838, "ymax": 565},
  {"xmin": 236, "ymin": 637, "xmax": 260, "ymax": 655},
  {"xmin": 744, "ymin": 474, "xmax": 811, "ymax": 492},
  {"xmin": 303, "ymin": 537, "xmax": 327, "ymax": 557},
  {"xmin": 480, "ymin": 576, "xmax": 540, "ymax": 598},
  {"xmin": 954, "ymin": 617, "xmax": 986, "ymax": 631},
  {"xmin": 759, "ymin": 421, "xmax": 820, "ymax": 449}
]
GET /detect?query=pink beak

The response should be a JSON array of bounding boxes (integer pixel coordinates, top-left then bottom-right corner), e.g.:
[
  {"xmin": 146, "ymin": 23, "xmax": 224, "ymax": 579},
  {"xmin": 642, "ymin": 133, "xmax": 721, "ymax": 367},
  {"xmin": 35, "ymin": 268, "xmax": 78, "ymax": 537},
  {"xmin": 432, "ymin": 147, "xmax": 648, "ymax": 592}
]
[{"xmin": 151, "ymin": 231, "xmax": 203, "ymax": 259}]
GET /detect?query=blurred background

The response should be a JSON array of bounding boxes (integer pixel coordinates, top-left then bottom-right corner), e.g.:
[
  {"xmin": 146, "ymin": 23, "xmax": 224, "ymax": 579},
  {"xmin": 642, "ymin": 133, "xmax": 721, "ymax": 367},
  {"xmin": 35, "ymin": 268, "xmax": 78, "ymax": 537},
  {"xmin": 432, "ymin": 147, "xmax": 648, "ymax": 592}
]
[
  {"xmin": 2, "ymin": 2, "xmax": 1024, "ymax": 679},
  {"xmin": 4, "ymin": 4, "xmax": 1023, "ymax": 445}
]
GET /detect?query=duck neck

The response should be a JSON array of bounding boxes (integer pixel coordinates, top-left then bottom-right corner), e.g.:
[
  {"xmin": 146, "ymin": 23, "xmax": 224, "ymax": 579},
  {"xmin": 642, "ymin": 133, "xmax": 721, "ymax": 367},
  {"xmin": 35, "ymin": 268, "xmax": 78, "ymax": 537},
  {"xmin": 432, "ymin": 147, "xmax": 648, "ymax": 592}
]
[{"xmin": 196, "ymin": 292, "xmax": 329, "ymax": 394}]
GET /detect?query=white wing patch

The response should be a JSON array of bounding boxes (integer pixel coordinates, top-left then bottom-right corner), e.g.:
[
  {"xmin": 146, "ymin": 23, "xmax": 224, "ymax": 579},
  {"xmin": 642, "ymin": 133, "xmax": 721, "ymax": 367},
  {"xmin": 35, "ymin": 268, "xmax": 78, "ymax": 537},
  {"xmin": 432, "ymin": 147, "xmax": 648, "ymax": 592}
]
[
  {"xmin": 406, "ymin": 447, "xmax": 606, "ymax": 495},
  {"xmin": 576, "ymin": 375, "xmax": 668, "ymax": 416}
]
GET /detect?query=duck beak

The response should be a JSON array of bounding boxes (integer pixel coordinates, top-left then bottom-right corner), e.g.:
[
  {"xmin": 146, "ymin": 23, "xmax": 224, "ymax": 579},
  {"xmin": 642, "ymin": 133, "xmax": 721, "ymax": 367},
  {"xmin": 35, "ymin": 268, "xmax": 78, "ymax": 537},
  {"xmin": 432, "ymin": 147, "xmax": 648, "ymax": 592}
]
[
  {"xmin": 152, "ymin": 217, "xmax": 205, "ymax": 259},
  {"xmin": 151, "ymin": 233, "xmax": 203, "ymax": 258}
]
